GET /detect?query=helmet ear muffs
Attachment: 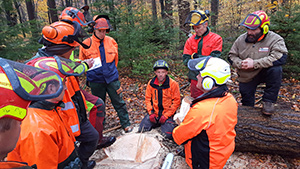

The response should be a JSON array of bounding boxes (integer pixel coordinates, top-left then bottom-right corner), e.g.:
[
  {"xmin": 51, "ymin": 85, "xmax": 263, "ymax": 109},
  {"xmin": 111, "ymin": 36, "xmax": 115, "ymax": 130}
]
[
  {"xmin": 87, "ymin": 26, "xmax": 94, "ymax": 33},
  {"xmin": 262, "ymin": 24, "xmax": 269, "ymax": 34},
  {"xmin": 202, "ymin": 77, "xmax": 214, "ymax": 91}
]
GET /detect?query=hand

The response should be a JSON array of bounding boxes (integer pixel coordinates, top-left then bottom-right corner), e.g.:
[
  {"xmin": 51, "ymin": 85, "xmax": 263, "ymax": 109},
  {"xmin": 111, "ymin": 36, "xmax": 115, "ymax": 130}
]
[
  {"xmin": 159, "ymin": 115, "xmax": 167, "ymax": 124},
  {"xmin": 241, "ymin": 58, "xmax": 254, "ymax": 69},
  {"xmin": 84, "ymin": 58, "xmax": 94, "ymax": 68},
  {"xmin": 149, "ymin": 114, "xmax": 158, "ymax": 123}
]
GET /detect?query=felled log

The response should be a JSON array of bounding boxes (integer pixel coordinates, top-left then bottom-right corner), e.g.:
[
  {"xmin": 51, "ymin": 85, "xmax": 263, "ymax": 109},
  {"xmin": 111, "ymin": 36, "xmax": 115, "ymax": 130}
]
[{"xmin": 235, "ymin": 106, "xmax": 300, "ymax": 157}]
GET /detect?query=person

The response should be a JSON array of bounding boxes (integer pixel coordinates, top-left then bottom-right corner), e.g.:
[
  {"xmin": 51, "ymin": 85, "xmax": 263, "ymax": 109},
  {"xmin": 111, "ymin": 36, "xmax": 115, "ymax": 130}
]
[
  {"xmin": 4, "ymin": 58, "xmax": 82, "ymax": 169},
  {"xmin": 182, "ymin": 10, "xmax": 223, "ymax": 99},
  {"xmin": 228, "ymin": 10, "xmax": 288, "ymax": 116},
  {"xmin": 24, "ymin": 20, "xmax": 103, "ymax": 169},
  {"xmin": 79, "ymin": 15, "xmax": 133, "ymax": 133},
  {"xmin": 138, "ymin": 60, "xmax": 180, "ymax": 139},
  {"xmin": 172, "ymin": 56, "xmax": 238, "ymax": 169},
  {"xmin": 59, "ymin": 7, "xmax": 117, "ymax": 149}
]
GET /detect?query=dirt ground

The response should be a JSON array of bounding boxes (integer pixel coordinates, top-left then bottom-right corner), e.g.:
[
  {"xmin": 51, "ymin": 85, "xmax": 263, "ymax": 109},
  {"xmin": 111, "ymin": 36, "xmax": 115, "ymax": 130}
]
[{"xmin": 82, "ymin": 72, "xmax": 300, "ymax": 169}]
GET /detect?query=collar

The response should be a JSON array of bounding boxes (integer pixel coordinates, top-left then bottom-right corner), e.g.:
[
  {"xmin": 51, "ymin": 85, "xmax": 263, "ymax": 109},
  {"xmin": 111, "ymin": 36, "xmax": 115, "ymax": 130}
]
[
  {"xmin": 191, "ymin": 85, "xmax": 229, "ymax": 106},
  {"xmin": 29, "ymin": 100, "xmax": 65, "ymax": 110},
  {"xmin": 92, "ymin": 33, "xmax": 104, "ymax": 43},
  {"xmin": 195, "ymin": 27, "xmax": 210, "ymax": 40},
  {"xmin": 150, "ymin": 75, "xmax": 170, "ymax": 89}
]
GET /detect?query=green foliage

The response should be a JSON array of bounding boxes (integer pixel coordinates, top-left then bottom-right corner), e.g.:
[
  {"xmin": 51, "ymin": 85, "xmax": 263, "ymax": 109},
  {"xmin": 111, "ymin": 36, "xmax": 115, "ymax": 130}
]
[
  {"xmin": 269, "ymin": 3, "xmax": 300, "ymax": 79},
  {"xmin": 0, "ymin": 20, "xmax": 41, "ymax": 61}
]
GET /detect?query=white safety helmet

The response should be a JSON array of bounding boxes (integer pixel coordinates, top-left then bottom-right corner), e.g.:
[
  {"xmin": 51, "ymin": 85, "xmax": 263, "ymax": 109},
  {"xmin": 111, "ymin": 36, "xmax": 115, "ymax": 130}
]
[{"xmin": 188, "ymin": 56, "xmax": 231, "ymax": 91}]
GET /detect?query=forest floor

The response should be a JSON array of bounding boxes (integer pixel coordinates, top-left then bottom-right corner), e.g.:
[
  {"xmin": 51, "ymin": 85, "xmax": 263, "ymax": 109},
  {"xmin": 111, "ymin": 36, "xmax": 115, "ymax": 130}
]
[{"xmin": 81, "ymin": 66, "xmax": 300, "ymax": 169}]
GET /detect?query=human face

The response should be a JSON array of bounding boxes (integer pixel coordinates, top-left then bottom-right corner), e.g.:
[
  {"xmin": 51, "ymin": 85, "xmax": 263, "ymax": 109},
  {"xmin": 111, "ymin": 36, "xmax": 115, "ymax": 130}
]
[
  {"xmin": 246, "ymin": 27, "xmax": 263, "ymax": 43},
  {"xmin": 193, "ymin": 22, "xmax": 208, "ymax": 37},
  {"xmin": 0, "ymin": 119, "xmax": 21, "ymax": 160},
  {"xmin": 196, "ymin": 73, "xmax": 205, "ymax": 92},
  {"xmin": 95, "ymin": 29, "xmax": 106, "ymax": 40},
  {"xmin": 154, "ymin": 69, "xmax": 168, "ymax": 83}
]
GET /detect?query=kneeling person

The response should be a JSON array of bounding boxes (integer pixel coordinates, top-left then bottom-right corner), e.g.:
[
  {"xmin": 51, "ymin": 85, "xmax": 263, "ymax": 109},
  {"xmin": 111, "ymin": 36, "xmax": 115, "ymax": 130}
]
[{"xmin": 139, "ymin": 60, "xmax": 181, "ymax": 139}]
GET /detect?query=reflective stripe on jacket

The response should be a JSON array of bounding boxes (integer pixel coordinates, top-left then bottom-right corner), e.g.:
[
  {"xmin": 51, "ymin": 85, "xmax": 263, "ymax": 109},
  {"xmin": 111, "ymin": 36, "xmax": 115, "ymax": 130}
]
[
  {"xmin": 65, "ymin": 76, "xmax": 88, "ymax": 124},
  {"xmin": 172, "ymin": 93, "xmax": 237, "ymax": 169},
  {"xmin": 183, "ymin": 29, "xmax": 223, "ymax": 80},
  {"xmin": 62, "ymin": 90, "xmax": 81, "ymax": 137},
  {"xmin": 79, "ymin": 35, "xmax": 119, "ymax": 84},
  {"xmin": 145, "ymin": 75, "xmax": 181, "ymax": 118},
  {"xmin": 7, "ymin": 101, "xmax": 78, "ymax": 169}
]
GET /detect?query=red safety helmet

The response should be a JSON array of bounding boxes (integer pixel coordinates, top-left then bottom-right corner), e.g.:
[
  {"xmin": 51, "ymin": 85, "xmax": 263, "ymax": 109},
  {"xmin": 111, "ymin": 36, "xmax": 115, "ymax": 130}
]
[
  {"xmin": 0, "ymin": 58, "xmax": 63, "ymax": 121},
  {"xmin": 240, "ymin": 10, "xmax": 270, "ymax": 34},
  {"xmin": 59, "ymin": 7, "xmax": 86, "ymax": 26},
  {"xmin": 26, "ymin": 56, "xmax": 85, "ymax": 79}
]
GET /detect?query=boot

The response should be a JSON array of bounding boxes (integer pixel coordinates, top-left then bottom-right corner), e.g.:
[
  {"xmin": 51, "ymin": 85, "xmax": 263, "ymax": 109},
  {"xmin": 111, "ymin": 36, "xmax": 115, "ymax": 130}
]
[
  {"xmin": 262, "ymin": 101, "xmax": 275, "ymax": 116},
  {"xmin": 97, "ymin": 136, "xmax": 116, "ymax": 149},
  {"xmin": 82, "ymin": 160, "xmax": 96, "ymax": 169}
]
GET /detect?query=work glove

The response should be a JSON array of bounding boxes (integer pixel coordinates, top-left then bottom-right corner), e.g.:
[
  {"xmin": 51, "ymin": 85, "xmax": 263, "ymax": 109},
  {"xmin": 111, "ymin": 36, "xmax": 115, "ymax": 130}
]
[
  {"xmin": 149, "ymin": 114, "xmax": 158, "ymax": 123},
  {"xmin": 159, "ymin": 115, "xmax": 167, "ymax": 124}
]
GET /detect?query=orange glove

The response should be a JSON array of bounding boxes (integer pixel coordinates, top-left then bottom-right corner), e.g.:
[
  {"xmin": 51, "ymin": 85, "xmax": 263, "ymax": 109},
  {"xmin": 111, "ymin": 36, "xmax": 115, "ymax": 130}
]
[
  {"xmin": 149, "ymin": 114, "xmax": 158, "ymax": 123},
  {"xmin": 159, "ymin": 115, "xmax": 167, "ymax": 124}
]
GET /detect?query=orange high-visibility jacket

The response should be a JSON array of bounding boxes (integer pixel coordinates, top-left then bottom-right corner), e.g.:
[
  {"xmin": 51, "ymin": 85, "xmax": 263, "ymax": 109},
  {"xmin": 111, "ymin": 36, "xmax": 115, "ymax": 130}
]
[
  {"xmin": 173, "ymin": 93, "xmax": 238, "ymax": 169},
  {"xmin": 145, "ymin": 76, "xmax": 181, "ymax": 118},
  {"xmin": 65, "ymin": 76, "xmax": 88, "ymax": 124},
  {"xmin": 7, "ymin": 101, "xmax": 78, "ymax": 169},
  {"xmin": 79, "ymin": 35, "xmax": 118, "ymax": 67},
  {"xmin": 0, "ymin": 161, "xmax": 34, "ymax": 169},
  {"xmin": 62, "ymin": 89, "xmax": 81, "ymax": 137}
]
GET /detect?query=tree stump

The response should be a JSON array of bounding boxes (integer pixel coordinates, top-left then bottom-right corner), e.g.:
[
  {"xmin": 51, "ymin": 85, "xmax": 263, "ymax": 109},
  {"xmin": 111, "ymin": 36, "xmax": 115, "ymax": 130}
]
[{"xmin": 235, "ymin": 106, "xmax": 300, "ymax": 157}]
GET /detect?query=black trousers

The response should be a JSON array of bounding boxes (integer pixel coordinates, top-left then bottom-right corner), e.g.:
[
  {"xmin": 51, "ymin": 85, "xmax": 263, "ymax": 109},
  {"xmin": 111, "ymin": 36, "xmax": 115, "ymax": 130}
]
[
  {"xmin": 75, "ymin": 120, "xmax": 99, "ymax": 164},
  {"xmin": 239, "ymin": 66, "xmax": 282, "ymax": 106}
]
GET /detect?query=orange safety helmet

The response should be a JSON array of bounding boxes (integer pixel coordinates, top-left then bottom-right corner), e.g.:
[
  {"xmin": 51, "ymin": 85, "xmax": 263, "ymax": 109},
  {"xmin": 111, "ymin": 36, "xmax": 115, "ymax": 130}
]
[
  {"xmin": 0, "ymin": 58, "xmax": 63, "ymax": 121},
  {"xmin": 26, "ymin": 56, "xmax": 85, "ymax": 79},
  {"xmin": 59, "ymin": 7, "xmax": 86, "ymax": 26},
  {"xmin": 41, "ymin": 21, "xmax": 91, "ymax": 49},
  {"xmin": 240, "ymin": 10, "xmax": 270, "ymax": 34},
  {"xmin": 91, "ymin": 15, "xmax": 111, "ymax": 33}
]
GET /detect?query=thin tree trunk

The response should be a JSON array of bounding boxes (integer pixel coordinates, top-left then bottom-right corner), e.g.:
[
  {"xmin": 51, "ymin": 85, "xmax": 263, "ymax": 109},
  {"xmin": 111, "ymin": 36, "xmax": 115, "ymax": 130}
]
[
  {"xmin": 25, "ymin": 0, "xmax": 35, "ymax": 21},
  {"xmin": 160, "ymin": 0, "xmax": 166, "ymax": 19},
  {"xmin": 14, "ymin": 0, "xmax": 26, "ymax": 37},
  {"xmin": 210, "ymin": 0, "xmax": 219, "ymax": 27},
  {"xmin": 47, "ymin": 0, "xmax": 58, "ymax": 23},
  {"xmin": 152, "ymin": 0, "xmax": 158, "ymax": 22},
  {"xmin": 177, "ymin": 0, "xmax": 190, "ymax": 49}
]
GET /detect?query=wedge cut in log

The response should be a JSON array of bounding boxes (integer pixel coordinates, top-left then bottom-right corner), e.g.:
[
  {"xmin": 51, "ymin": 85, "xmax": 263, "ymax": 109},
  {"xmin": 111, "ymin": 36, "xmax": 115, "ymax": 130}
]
[{"xmin": 235, "ymin": 106, "xmax": 300, "ymax": 157}]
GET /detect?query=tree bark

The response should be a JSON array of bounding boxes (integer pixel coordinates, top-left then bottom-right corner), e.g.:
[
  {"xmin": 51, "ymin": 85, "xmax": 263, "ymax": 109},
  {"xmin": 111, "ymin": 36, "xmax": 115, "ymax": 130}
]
[
  {"xmin": 151, "ymin": 0, "xmax": 158, "ymax": 22},
  {"xmin": 210, "ymin": 0, "xmax": 219, "ymax": 27},
  {"xmin": 25, "ymin": 0, "xmax": 35, "ymax": 21},
  {"xmin": 159, "ymin": 0, "xmax": 166, "ymax": 19},
  {"xmin": 235, "ymin": 106, "xmax": 300, "ymax": 157},
  {"xmin": 47, "ymin": 0, "xmax": 58, "ymax": 23},
  {"xmin": 177, "ymin": 0, "xmax": 190, "ymax": 49}
]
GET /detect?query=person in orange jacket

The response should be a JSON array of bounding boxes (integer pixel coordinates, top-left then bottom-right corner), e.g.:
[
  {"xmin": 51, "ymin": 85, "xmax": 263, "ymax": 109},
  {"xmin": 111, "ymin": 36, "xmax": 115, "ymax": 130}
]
[
  {"xmin": 183, "ymin": 10, "xmax": 223, "ymax": 99},
  {"xmin": 0, "ymin": 58, "xmax": 64, "ymax": 169},
  {"xmin": 24, "ymin": 20, "xmax": 100, "ymax": 169},
  {"xmin": 5, "ymin": 58, "xmax": 83, "ymax": 169},
  {"xmin": 138, "ymin": 60, "xmax": 181, "ymax": 139},
  {"xmin": 59, "ymin": 7, "xmax": 117, "ymax": 149},
  {"xmin": 172, "ymin": 56, "xmax": 238, "ymax": 169},
  {"xmin": 79, "ymin": 15, "xmax": 133, "ymax": 133}
]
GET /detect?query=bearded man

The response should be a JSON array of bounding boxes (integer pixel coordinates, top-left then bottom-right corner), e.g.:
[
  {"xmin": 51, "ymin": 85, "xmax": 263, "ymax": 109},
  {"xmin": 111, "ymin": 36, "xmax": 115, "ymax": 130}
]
[{"xmin": 228, "ymin": 10, "xmax": 288, "ymax": 116}]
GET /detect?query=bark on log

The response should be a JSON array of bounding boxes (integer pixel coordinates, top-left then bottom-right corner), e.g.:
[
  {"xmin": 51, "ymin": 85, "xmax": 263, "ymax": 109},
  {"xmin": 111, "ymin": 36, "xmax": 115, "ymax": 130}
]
[{"xmin": 235, "ymin": 106, "xmax": 300, "ymax": 157}]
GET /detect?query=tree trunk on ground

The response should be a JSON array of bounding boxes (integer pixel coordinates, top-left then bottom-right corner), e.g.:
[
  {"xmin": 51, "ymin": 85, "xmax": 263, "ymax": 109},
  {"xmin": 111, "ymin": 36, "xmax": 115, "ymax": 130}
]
[{"xmin": 235, "ymin": 106, "xmax": 300, "ymax": 157}]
